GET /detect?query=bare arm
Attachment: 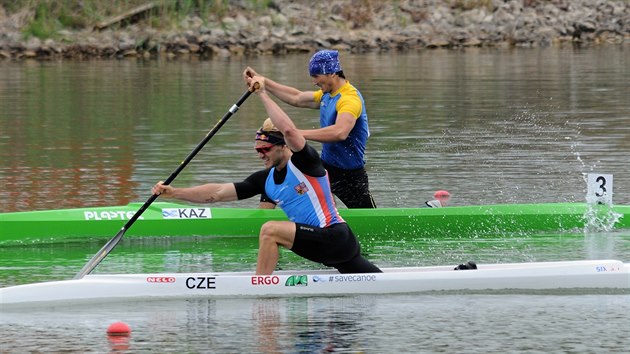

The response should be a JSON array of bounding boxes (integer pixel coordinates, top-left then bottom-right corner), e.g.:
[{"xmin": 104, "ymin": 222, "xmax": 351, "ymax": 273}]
[
  {"xmin": 243, "ymin": 66, "xmax": 319, "ymax": 109},
  {"xmin": 299, "ymin": 112, "xmax": 356, "ymax": 143},
  {"xmin": 259, "ymin": 91, "xmax": 306, "ymax": 152},
  {"xmin": 258, "ymin": 201, "xmax": 277, "ymax": 209},
  {"xmin": 248, "ymin": 75, "xmax": 306, "ymax": 152},
  {"xmin": 152, "ymin": 181, "xmax": 238, "ymax": 204}
]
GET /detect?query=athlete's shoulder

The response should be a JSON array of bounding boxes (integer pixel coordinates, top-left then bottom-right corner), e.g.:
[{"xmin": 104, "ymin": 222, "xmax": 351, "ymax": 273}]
[
  {"xmin": 340, "ymin": 81, "xmax": 361, "ymax": 95},
  {"xmin": 338, "ymin": 82, "xmax": 362, "ymax": 103},
  {"xmin": 336, "ymin": 82, "xmax": 363, "ymax": 117},
  {"xmin": 313, "ymin": 89, "xmax": 324, "ymax": 103}
]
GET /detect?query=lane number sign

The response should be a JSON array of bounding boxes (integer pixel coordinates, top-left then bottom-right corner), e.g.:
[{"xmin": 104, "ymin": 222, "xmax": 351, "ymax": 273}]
[{"xmin": 587, "ymin": 173, "xmax": 613, "ymax": 205}]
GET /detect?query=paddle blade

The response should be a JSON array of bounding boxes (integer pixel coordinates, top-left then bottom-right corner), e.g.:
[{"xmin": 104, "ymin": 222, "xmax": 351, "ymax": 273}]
[{"xmin": 74, "ymin": 228, "xmax": 126, "ymax": 279}]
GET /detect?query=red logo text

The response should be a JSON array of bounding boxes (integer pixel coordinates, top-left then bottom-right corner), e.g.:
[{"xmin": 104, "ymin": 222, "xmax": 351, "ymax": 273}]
[
  {"xmin": 251, "ymin": 276, "xmax": 280, "ymax": 285},
  {"xmin": 146, "ymin": 277, "xmax": 176, "ymax": 283}
]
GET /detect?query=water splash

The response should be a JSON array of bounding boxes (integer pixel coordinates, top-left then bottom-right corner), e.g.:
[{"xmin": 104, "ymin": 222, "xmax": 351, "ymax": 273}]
[{"xmin": 582, "ymin": 203, "xmax": 622, "ymax": 233}]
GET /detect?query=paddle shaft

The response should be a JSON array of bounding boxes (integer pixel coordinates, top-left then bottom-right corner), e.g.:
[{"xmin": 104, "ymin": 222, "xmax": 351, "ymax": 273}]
[{"xmin": 75, "ymin": 88, "xmax": 256, "ymax": 279}]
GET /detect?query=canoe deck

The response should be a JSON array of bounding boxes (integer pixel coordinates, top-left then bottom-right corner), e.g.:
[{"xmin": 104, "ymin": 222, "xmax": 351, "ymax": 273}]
[{"xmin": 2, "ymin": 260, "xmax": 628, "ymax": 308}]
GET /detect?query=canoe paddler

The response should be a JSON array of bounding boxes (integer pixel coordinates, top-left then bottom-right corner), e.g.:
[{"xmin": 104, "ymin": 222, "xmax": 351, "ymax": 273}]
[
  {"xmin": 243, "ymin": 49, "xmax": 376, "ymax": 209},
  {"xmin": 152, "ymin": 76, "xmax": 381, "ymax": 276}
]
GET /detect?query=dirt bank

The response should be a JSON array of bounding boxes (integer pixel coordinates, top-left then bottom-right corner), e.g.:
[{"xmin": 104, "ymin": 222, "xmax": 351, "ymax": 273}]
[{"xmin": 0, "ymin": 0, "xmax": 628, "ymax": 60}]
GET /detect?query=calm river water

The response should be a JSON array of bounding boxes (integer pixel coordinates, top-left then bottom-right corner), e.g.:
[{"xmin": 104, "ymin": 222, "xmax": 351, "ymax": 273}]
[{"xmin": 1, "ymin": 47, "xmax": 629, "ymax": 352}]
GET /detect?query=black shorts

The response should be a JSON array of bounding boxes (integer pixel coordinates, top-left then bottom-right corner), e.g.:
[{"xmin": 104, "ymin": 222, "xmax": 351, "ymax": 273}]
[
  {"xmin": 323, "ymin": 162, "xmax": 376, "ymax": 209},
  {"xmin": 291, "ymin": 223, "xmax": 359, "ymax": 266},
  {"xmin": 291, "ymin": 222, "xmax": 381, "ymax": 273}
]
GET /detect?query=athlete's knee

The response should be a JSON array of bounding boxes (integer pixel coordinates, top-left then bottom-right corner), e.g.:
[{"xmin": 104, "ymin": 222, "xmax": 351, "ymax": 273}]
[
  {"xmin": 259, "ymin": 221, "xmax": 279, "ymax": 241},
  {"xmin": 260, "ymin": 221, "xmax": 291, "ymax": 245}
]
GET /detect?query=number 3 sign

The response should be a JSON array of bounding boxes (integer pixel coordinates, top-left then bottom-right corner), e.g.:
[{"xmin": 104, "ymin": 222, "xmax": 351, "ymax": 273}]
[{"xmin": 587, "ymin": 173, "xmax": 613, "ymax": 205}]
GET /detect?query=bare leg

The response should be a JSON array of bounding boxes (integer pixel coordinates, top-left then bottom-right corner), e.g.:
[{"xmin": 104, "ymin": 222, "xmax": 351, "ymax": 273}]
[{"xmin": 255, "ymin": 221, "xmax": 296, "ymax": 275}]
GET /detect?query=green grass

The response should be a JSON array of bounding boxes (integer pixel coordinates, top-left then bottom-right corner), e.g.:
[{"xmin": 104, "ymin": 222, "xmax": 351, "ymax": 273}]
[
  {"xmin": 3, "ymin": 0, "xmax": 516, "ymax": 40},
  {"xmin": 3, "ymin": 0, "xmax": 252, "ymax": 39}
]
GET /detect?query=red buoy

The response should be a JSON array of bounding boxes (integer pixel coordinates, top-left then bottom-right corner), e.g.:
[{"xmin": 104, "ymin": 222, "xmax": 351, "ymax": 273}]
[
  {"xmin": 107, "ymin": 321, "xmax": 131, "ymax": 336},
  {"xmin": 433, "ymin": 190, "xmax": 451, "ymax": 198}
]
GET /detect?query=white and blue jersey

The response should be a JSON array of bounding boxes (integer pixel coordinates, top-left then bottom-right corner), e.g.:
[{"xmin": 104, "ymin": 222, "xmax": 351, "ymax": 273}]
[
  {"xmin": 265, "ymin": 160, "xmax": 344, "ymax": 228},
  {"xmin": 234, "ymin": 143, "xmax": 345, "ymax": 228}
]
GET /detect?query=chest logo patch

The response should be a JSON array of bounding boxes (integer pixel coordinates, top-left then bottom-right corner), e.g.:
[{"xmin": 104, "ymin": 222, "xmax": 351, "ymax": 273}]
[{"xmin": 294, "ymin": 182, "xmax": 309, "ymax": 195}]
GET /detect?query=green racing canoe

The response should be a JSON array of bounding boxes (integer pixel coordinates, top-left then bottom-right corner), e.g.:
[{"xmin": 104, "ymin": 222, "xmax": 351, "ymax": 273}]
[{"xmin": 1, "ymin": 202, "xmax": 628, "ymax": 246}]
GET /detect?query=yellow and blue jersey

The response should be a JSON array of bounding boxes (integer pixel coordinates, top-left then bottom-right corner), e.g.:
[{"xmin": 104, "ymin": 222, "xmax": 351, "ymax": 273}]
[{"xmin": 313, "ymin": 81, "xmax": 369, "ymax": 170}]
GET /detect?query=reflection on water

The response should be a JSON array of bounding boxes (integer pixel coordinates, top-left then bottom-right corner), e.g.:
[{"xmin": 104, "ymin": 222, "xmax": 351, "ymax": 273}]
[
  {"xmin": 1, "ymin": 47, "xmax": 629, "ymax": 352},
  {"xmin": 2, "ymin": 230, "xmax": 629, "ymax": 287},
  {"xmin": 1, "ymin": 230, "xmax": 629, "ymax": 352},
  {"xmin": 2, "ymin": 294, "xmax": 629, "ymax": 353},
  {"xmin": 1, "ymin": 47, "xmax": 629, "ymax": 213}
]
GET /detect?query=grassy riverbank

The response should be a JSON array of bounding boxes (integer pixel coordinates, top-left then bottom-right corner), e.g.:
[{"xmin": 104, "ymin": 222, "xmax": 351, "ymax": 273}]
[
  {"xmin": 2, "ymin": 0, "xmax": 500, "ymax": 39},
  {"xmin": 1, "ymin": 0, "xmax": 249, "ymax": 38}
]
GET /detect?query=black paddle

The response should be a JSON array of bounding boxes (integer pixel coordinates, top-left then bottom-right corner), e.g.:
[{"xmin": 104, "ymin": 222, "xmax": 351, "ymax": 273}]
[{"xmin": 75, "ymin": 86, "xmax": 257, "ymax": 279}]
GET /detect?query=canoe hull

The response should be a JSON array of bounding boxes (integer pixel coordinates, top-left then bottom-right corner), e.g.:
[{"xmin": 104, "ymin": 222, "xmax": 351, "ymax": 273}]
[
  {"xmin": 1, "ymin": 202, "xmax": 628, "ymax": 245},
  {"xmin": 2, "ymin": 260, "xmax": 628, "ymax": 308}
]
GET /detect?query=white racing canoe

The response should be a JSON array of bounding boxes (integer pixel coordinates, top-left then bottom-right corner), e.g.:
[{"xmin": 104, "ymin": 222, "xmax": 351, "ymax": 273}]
[{"xmin": 1, "ymin": 260, "xmax": 628, "ymax": 308}]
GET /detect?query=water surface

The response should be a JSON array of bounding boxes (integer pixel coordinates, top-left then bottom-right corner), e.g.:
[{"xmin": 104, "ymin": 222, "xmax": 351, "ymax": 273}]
[
  {"xmin": 1, "ymin": 47, "xmax": 629, "ymax": 212},
  {"xmin": 1, "ymin": 47, "xmax": 629, "ymax": 352}
]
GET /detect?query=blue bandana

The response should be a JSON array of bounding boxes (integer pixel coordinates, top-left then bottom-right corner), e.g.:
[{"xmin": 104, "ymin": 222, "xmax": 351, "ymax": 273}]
[{"xmin": 308, "ymin": 50, "xmax": 342, "ymax": 76}]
